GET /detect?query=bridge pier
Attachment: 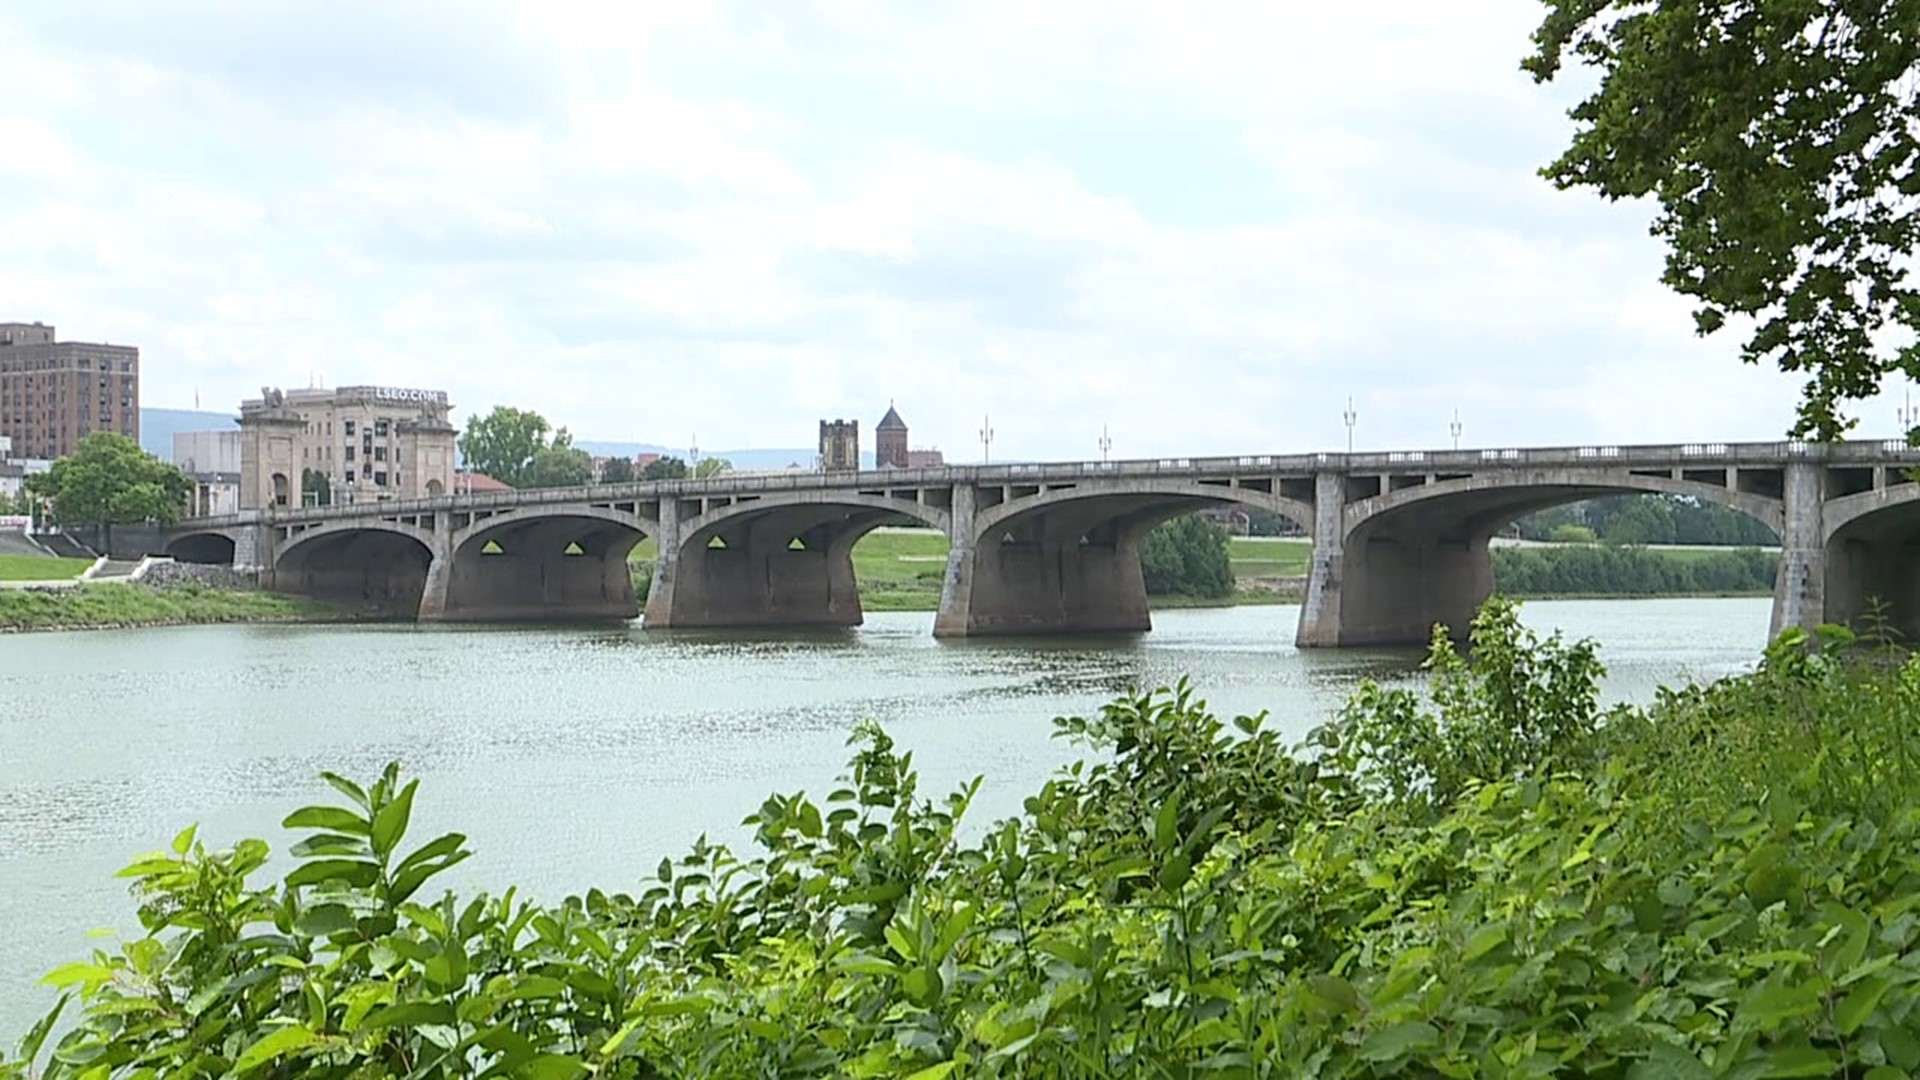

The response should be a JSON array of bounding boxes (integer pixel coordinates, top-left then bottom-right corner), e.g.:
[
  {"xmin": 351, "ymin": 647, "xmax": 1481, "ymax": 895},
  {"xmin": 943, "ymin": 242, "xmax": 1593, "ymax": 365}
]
[{"xmin": 1768, "ymin": 461, "xmax": 1827, "ymax": 642}]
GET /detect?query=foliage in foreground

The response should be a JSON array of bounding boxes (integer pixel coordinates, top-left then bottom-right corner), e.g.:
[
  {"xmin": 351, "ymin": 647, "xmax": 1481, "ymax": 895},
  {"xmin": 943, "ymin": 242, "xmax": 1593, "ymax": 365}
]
[{"xmin": 12, "ymin": 599, "xmax": 1920, "ymax": 1076}]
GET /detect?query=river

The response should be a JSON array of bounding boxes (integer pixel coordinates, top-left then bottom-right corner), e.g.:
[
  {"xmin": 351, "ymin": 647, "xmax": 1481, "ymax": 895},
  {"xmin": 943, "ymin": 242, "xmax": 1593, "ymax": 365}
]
[{"xmin": 0, "ymin": 597, "xmax": 1771, "ymax": 1035}]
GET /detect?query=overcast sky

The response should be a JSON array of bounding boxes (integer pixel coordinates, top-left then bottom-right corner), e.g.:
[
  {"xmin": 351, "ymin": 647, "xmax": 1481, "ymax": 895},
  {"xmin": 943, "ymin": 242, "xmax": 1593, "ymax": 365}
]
[{"xmin": 1, "ymin": 1, "xmax": 1902, "ymax": 460}]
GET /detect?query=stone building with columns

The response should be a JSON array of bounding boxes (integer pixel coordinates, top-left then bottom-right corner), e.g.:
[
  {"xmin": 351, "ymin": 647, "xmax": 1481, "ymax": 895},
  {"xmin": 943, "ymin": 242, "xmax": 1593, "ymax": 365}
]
[{"xmin": 239, "ymin": 385, "xmax": 457, "ymax": 508}]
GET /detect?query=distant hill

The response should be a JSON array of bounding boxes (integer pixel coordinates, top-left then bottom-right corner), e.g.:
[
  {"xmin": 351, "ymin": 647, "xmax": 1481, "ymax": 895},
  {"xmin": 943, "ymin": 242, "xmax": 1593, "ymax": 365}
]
[
  {"xmin": 573, "ymin": 441, "xmax": 871, "ymax": 471},
  {"xmin": 136, "ymin": 409, "xmax": 860, "ymax": 471},
  {"xmin": 142, "ymin": 408, "xmax": 237, "ymax": 460}
]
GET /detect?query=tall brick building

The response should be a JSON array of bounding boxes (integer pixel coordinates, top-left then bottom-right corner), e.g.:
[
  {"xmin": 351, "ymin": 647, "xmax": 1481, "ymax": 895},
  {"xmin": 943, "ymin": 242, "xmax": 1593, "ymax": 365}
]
[
  {"xmin": 0, "ymin": 321, "xmax": 139, "ymax": 460},
  {"xmin": 876, "ymin": 404, "xmax": 909, "ymax": 468}
]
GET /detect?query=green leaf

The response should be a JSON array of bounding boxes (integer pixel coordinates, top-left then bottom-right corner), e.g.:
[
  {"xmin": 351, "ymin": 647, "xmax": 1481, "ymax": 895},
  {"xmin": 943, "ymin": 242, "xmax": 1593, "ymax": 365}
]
[
  {"xmin": 391, "ymin": 851, "xmax": 471, "ymax": 906},
  {"xmin": 1462, "ymin": 924, "xmax": 1508, "ymax": 963},
  {"xmin": 370, "ymin": 779, "xmax": 418, "ymax": 858},
  {"xmin": 289, "ymin": 833, "xmax": 370, "ymax": 859},
  {"xmin": 1358, "ymin": 1021, "xmax": 1439, "ymax": 1062},
  {"xmin": 515, "ymin": 1054, "xmax": 588, "ymax": 1080},
  {"xmin": 231, "ymin": 1025, "xmax": 323, "ymax": 1073},
  {"xmin": 1303, "ymin": 974, "xmax": 1359, "ymax": 1013},
  {"xmin": 283, "ymin": 858, "xmax": 380, "ymax": 890},
  {"xmin": 319, "ymin": 771, "xmax": 370, "ymax": 810},
  {"xmin": 361, "ymin": 1001, "xmax": 457, "ymax": 1030},
  {"xmin": 169, "ymin": 824, "xmax": 197, "ymax": 855},
  {"xmin": 283, "ymin": 806, "xmax": 370, "ymax": 836},
  {"xmin": 1625, "ymin": 1042, "xmax": 1713, "ymax": 1080},
  {"xmin": 1763, "ymin": 1046, "xmax": 1837, "ymax": 1077},
  {"xmin": 1836, "ymin": 975, "xmax": 1894, "ymax": 1036},
  {"xmin": 905, "ymin": 1064, "xmax": 959, "ymax": 1080},
  {"xmin": 1154, "ymin": 790, "xmax": 1181, "ymax": 853}
]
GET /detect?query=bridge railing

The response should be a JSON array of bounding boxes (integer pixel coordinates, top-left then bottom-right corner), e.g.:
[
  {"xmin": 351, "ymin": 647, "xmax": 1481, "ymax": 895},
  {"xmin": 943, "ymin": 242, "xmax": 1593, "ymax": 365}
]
[{"xmin": 174, "ymin": 438, "xmax": 1920, "ymax": 528}]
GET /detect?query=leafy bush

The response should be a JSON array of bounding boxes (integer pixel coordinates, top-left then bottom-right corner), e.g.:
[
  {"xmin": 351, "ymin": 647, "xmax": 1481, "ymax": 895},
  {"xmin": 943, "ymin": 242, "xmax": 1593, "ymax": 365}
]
[
  {"xmin": 1492, "ymin": 544, "xmax": 1776, "ymax": 596},
  {"xmin": 1140, "ymin": 513, "xmax": 1234, "ymax": 598},
  {"xmin": 13, "ymin": 598, "xmax": 1920, "ymax": 1077}
]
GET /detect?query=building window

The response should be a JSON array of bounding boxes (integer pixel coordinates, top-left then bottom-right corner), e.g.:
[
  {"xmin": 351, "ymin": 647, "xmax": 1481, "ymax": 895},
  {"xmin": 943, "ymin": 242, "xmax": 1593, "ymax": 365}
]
[
  {"xmin": 343, "ymin": 420, "xmax": 355, "ymax": 436},
  {"xmin": 374, "ymin": 470, "xmax": 388, "ymax": 487},
  {"xmin": 374, "ymin": 419, "xmax": 389, "ymax": 438},
  {"xmin": 373, "ymin": 446, "xmax": 386, "ymax": 462},
  {"xmin": 363, "ymin": 462, "xmax": 372, "ymax": 477},
  {"xmin": 344, "ymin": 445, "xmax": 355, "ymax": 462}
]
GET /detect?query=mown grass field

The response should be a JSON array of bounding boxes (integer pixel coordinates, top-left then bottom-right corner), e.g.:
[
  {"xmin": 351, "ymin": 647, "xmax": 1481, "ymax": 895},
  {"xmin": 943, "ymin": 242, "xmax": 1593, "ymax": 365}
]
[{"xmin": 0, "ymin": 554, "xmax": 94, "ymax": 581}]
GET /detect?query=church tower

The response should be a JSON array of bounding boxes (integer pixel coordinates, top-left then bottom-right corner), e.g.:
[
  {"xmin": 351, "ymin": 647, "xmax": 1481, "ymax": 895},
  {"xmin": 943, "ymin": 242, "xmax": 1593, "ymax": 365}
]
[{"xmin": 876, "ymin": 403, "xmax": 909, "ymax": 468}]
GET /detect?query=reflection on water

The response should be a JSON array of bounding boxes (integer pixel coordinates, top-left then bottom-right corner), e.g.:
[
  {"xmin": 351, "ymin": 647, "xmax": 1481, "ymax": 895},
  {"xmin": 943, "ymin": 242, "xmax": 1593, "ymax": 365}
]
[{"xmin": 0, "ymin": 598, "xmax": 1769, "ymax": 1032}]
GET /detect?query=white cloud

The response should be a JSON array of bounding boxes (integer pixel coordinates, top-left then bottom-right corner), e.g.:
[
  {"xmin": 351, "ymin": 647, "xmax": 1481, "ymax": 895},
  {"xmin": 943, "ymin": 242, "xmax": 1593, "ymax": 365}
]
[{"xmin": 0, "ymin": 0, "xmax": 1854, "ymax": 462}]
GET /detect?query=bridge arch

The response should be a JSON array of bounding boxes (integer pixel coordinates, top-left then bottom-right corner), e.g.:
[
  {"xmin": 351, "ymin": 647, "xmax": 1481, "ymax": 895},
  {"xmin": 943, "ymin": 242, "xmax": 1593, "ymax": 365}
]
[
  {"xmin": 441, "ymin": 505, "xmax": 652, "ymax": 623},
  {"xmin": 680, "ymin": 492, "xmax": 950, "ymax": 551},
  {"xmin": 274, "ymin": 520, "xmax": 438, "ymax": 616},
  {"xmin": 1298, "ymin": 469, "xmax": 1787, "ymax": 648},
  {"xmin": 1820, "ymin": 485, "xmax": 1920, "ymax": 639},
  {"xmin": 972, "ymin": 481, "xmax": 1313, "ymax": 546},
  {"xmin": 450, "ymin": 504, "xmax": 657, "ymax": 556},
  {"xmin": 165, "ymin": 530, "xmax": 237, "ymax": 565},
  {"xmin": 645, "ymin": 494, "xmax": 951, "ymax": 630},
  {"xmin": 1343, "ymin": 470, "xmax": 1786, "ymax": 544}
]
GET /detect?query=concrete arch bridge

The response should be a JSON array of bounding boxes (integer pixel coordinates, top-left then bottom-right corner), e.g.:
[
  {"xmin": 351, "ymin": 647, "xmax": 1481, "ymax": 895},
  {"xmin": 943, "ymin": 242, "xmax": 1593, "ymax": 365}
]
[{"xmin": 160, "ymin": 439, "xmax": 1920, "ymax": 647}]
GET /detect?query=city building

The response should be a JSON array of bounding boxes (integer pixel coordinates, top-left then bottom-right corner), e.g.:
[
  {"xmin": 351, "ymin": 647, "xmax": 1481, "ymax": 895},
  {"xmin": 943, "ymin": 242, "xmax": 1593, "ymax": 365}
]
[
  {"xmin": 174, "ymin": 429, "xmax": 242, "ymax": 474},
  {"xmin": 188, "ymin": 473, "xmax": 241, "ymax": 517},
  {"xmin": 876, "ymin": 405, "xmax": 909, "ymax": 468},
  {"xmin": 238, "ymin": 385, "xmax": 457, "ymax": 508},
  {"xmin": 907, "ymin": 448, "xmax": 945, "ymax": 468},
  {"xmin": 819, "ymin": 419, "xmax": 859, "ymax": 471},
  {"xmin": 455, "ymin": 470, "xmax": 512, "ymax": 494},
  {"xmin": 0, "ymin": 321, "xmax": 140, "ymax": 460}
]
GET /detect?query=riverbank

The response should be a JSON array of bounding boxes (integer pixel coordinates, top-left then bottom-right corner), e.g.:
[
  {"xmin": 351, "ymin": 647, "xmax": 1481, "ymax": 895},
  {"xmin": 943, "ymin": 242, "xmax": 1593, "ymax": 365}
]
[{"xmin": 0, "ymin": 581, "xmax": 338, "ymax": 633}]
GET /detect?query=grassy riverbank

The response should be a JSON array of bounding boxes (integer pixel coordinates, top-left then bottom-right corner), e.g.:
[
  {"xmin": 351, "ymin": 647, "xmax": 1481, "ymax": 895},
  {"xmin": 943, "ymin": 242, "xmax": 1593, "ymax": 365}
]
[
  {"xmin": 0, "ymin": 582, "xmax": 334, "ymax": 632},
  {"xmin": 0, "ymin": 554, "xmax": 93, "ymax": 581}
]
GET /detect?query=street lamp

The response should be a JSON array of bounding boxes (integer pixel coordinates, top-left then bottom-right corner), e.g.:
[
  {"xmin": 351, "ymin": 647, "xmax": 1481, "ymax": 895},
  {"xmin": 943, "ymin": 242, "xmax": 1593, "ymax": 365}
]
[
  {"xmin": 1450, "ymin": 409, "xmax": 1463, "ymax": 450},
  {"xmin": 1343, "ymin": 396, "xmax": 1357, "ymax": 454},
  {"xmin": 1098, "ymin": 424, "xmax": 1112, "ymax": 462},
  {"xmin": 689, "ymin": 435, "xmax": 700, "ymax": 470},
  {"xmin": 1899, "ymin": 387, "xmax": 1918, "ymax": 439},
  {"xmin": 980, "ymin": 414, "xmax": 995, "ymax": 463}
]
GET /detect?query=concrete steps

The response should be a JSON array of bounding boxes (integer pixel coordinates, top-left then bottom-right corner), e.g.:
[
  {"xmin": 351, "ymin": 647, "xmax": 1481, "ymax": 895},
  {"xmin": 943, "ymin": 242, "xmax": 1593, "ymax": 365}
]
[
  {"xmin": 0, "ymin": 529, "xmax": 54, "ymax": 558},
  {"xmin": 88, "ymin": 558, "xmax": 145, "ymax": 581},
  {"xmin": 35, "ymin": 532, "xmax": 98, "ymax": 560}
]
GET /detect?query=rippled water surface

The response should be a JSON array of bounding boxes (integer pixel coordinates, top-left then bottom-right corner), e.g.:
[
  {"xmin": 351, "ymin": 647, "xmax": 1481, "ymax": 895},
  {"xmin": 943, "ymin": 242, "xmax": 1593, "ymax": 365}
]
[{"xmin": 0, "ymin": 598, "xmax": 1771, "ymax": 1032}]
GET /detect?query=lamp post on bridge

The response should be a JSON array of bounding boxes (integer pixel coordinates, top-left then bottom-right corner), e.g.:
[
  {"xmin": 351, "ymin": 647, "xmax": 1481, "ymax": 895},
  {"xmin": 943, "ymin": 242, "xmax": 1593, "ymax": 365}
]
[
  {"xmin": 1098, "ymin": 424, "xmax": 1112, "ymax": 462},
  {"xmin": 1450, "ymin": 409, "xmax": 1462, "ymax": 450},
  {"xmin": 1343, "ymin": 397, "xmax": 1357, "ymax": 454},
  {"xmin": 689, "ymin": 435, "xmax": 700, "ymax": 471},
  {"xmin": 1899, "ymin": 388, "xmax": 1918, "ymax": 442},
  {"xmin": 980, "ymin": 414, "xmax": 994, "ymax": 464}
]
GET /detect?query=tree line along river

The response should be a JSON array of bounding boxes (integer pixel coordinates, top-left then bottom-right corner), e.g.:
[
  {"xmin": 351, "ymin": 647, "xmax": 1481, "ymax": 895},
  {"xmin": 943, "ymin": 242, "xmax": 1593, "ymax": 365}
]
[{"xmin": 0, "ymin": 597, "xmax": 1773, "ymax": 1035}]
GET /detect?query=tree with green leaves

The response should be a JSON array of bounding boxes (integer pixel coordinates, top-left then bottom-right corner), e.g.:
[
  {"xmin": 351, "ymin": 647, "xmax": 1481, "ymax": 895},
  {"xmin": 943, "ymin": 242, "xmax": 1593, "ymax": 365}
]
[
  {"xmin": 524, "ymin": 443, "xmax": 594, "ymax": 489},
  {"xmin": 300, "ymin": 468, "xmax": 332, "ymax": 507},
  {"xmin": 1140, "ymin": 513, "xmax": 1235, "ymax": 598},
  {"xmin": 25, "ymin": 434, "xmax": 192, "ymax": 547},
  {"xmin": 1526, "ymin": 1, "xmax": 1920, "ymax": 439},
  {"xmin": 457, "ymin": 407, "xmax": 553, "ymax": 488},
  {"xmin": 642, "ymin": 456, "xmax": 689, "ymax": 481},
  {"xmin": 599, "ymin": 456, "xmax": 636, "ymax": 484},
  {"xmin": 693, "ymin": 456, "xmax": 733, "ymax": 479}
]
